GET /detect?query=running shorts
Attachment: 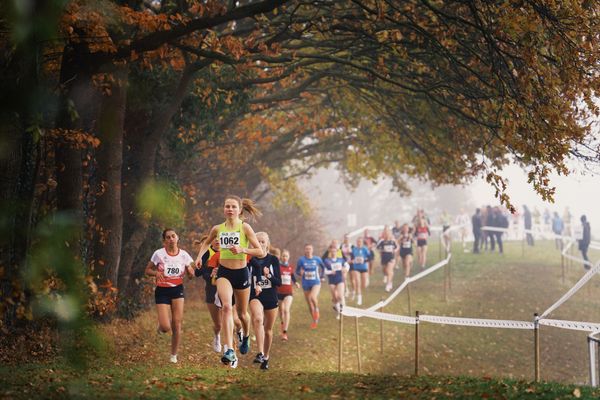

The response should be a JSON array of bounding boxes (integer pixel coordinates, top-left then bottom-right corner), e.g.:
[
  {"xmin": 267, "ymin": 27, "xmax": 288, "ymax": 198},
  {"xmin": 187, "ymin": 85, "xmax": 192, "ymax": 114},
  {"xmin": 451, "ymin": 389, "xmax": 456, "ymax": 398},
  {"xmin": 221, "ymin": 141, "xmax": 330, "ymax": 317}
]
[
  {"xmin": 155, "ymin": 284, "xmax": 184, "ymax": 305},
  {"xmin": 216, "ymin": 265, "xmax": 250, "ymax": 290}
]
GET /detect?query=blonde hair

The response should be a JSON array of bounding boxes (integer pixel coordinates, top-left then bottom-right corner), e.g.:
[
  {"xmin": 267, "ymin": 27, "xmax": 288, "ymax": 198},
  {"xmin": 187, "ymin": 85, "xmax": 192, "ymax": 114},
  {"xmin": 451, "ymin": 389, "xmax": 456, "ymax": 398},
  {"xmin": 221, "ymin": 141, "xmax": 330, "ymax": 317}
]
[
  {"xmin": 257, "ymin": 231, "xmax": 281, "ymax": 258},
  {"xmin": 225, "ymin": 194, "xmax": 262, "ymax": 221}
]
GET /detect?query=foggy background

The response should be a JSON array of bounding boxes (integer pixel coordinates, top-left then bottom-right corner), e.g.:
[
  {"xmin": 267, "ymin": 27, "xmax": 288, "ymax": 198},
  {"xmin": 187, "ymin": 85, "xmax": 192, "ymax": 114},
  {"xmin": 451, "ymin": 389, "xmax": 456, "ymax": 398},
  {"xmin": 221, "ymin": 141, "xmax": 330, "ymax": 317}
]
[{"xmin": 301, "ymin": 164, "xmax": 599, "ymax": 239}]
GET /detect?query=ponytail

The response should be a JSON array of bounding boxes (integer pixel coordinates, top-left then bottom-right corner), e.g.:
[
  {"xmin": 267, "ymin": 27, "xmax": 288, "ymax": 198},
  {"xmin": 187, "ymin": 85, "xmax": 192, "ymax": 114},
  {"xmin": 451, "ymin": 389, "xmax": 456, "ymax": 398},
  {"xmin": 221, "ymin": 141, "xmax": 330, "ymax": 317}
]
[{"xmin": 225, "ymin": 194, "xmax": 262, "ymax": 221}]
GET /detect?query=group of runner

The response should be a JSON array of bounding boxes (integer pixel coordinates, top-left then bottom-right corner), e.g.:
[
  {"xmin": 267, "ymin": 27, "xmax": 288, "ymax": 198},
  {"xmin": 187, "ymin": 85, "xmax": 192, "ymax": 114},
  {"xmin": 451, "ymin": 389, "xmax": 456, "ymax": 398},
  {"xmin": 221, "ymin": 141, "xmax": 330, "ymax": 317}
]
[{"xmin": 144, "ymin": 197, "xmax": 440, "ymax": 369}]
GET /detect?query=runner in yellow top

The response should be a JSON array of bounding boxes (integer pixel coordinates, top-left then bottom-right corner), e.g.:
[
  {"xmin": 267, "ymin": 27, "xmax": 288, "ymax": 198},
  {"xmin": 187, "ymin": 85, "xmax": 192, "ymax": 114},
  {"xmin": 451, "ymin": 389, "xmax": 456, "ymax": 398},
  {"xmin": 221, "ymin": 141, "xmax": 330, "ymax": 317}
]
[{"xmin": 195, "ymin": 195, "xmax": 265, "ymax": 368}]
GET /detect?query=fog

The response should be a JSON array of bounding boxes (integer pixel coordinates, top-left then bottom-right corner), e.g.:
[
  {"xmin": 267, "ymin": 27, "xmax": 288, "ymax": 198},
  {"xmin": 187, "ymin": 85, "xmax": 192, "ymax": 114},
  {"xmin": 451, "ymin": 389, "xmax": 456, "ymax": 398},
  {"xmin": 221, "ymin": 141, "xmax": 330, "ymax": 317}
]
[{"xmin": 300, "ymin": 165, "xmax": 599, "ymax": 239}]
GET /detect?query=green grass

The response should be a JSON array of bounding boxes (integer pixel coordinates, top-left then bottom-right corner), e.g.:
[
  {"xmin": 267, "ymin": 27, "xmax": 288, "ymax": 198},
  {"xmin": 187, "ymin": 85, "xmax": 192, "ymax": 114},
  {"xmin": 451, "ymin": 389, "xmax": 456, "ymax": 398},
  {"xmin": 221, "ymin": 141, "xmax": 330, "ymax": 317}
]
[{"xmin": 2, "ymin": 239, "xmax": 600, "ymax": 399}]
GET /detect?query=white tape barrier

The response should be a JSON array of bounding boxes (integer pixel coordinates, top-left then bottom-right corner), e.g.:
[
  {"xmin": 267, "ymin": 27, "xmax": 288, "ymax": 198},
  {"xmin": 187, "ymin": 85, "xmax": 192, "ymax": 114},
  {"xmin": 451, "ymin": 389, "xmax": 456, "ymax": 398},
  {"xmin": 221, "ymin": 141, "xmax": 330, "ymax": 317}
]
[
  {"xmin": 343, "ymin": 305, "xmax": 600, "ymax": 333},
  {"xmin": 420, "ymin": 314, "xmax": 535, "ymax": 330},
  {"xmin": 343, "ymin": 306, "xmax": 417, "ymax": 324},
  {"xmin": 539, "ymin": 319, "xmax": 600, "ymax": 333},
  {"xmin": 366, "ymin": 254, "xmax": 452, "ymax": 312},
  {"xmin": 539, "ymin": 260, "xmax": 600, "ymax": 319}
]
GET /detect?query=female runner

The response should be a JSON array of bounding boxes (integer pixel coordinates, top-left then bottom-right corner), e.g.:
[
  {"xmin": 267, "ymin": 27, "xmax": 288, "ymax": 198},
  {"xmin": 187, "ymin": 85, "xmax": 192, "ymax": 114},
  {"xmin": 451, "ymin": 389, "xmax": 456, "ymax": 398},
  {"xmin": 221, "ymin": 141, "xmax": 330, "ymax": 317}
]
[
  {"xmin": 323, "ymin": 243, "xmax": 350, "ymax": 318},
  {"xmin": 277, "ymin": 249, "xmax": 298, "ymax": 340},
  {"xmin": 249, "ymin": 232, "xmax": 281, "ymax": 370},
  {"xmin": 350, "ymin": 236, "xmax": 370, "ymax": 306},
  {"xmin": 414, "ymin": 217, "xmax": 430, "ymax": 270},
  {"xmin": 398, "ymin": 224, "xmax": 414, "ymax": 279},
  {"xmin": 195, "ymin": 195, "xmax": 264, "ymax": 368},
  {"xmin": 296, "ymin": 244, "xmax": 325, "ymax": 329},
  {"xmin": 145, "ymin": 228, "xmax": 195, "ymax": 363},
  {"xmin": 377, "ymin": 229, "xmax": 398, "ymax": 292}
]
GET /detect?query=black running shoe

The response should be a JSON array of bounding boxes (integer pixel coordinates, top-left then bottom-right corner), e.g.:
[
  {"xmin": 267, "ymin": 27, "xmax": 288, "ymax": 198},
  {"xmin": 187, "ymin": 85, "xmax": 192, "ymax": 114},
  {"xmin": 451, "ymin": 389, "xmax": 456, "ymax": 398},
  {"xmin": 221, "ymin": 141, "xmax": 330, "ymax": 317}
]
[
  {"xmin": 253, "ymin": 352, "xmax": 265, "ymax": 364},
  {"xmin": 260, "ymin": 358, "xmax": 269, "ymax": 370}
]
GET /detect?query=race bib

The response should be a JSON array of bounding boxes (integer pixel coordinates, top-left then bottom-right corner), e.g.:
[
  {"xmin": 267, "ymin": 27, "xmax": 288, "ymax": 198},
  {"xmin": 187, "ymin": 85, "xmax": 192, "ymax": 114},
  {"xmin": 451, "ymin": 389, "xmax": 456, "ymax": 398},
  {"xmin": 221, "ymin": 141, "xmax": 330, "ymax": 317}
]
[
  {"xmin": 402, "ymin": 240, "xmax": 411, "ymax": 249},
  {"xmin": 304, "ymin": 270, "xmax": 317, "ymax": 280},
  {"xmin": 219, "ymin": 231, "xmax": 240, "ymax": 248},
  {"xmin": 331, "ymin": 262, "xmax": 343, "ymax": 272},
  {"xmin": 164, "ymin": 262, "xmax": 182, "ymax": 277},
  {"xmin": 418, "ymin": 232, "xmax": 427, "ymax": 240},
  {"xmin": 383, "ymin": 245, "xmax": 395, "ymax": 252},
  {"xmin": 354, "ymin": 256, "xmax": 364, "ymax": 264},
  {"xmin": 257, "ymin": 277, "xmax": 272, "ymax": 289},
  {"xmin": 281, "ymin": 274, "xmax": 292, "ymax": 285}
]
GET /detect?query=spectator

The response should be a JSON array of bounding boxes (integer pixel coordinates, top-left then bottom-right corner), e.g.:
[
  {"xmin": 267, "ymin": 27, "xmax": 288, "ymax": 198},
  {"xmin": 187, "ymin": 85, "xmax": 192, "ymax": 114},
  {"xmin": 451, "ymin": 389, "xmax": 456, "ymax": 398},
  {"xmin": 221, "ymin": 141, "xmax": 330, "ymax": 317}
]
[
  {"xmin": 578, "ymin": 215, "xmax": 591, "ymax": 270},
  {"xmin": 472, "ymin": 208, "xmax": 482, "ymax": 254},
  {"xmin": 551, "ymin": 212, "xmax": 564, "ymax": 250},
  {"xmin": 523, "ymin": 205, "xmax": 534, "ymax": 246},
  {"xmin": 489, "ymin": 207, "xmax": 507, "ymax": 254}
]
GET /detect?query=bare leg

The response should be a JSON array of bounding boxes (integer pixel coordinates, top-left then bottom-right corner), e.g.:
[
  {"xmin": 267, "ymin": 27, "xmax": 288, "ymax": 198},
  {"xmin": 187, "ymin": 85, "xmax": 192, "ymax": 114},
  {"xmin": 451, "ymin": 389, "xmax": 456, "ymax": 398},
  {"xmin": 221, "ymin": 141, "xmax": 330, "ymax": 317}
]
[
  {"xmin": 156, "ymin": 304, "xmax": 171, "ymax": 333},
  {"xmin": 263, "ymin": 308, "xmax": 278, "ymax": 359},
  {"xmin": 249, "ymin": 299, "xmax": 264, "ymax": 354},
  {"xmin": 207, "ymin": 303, "xmax": 222, "ymax": 336},
  {"xmin": 280, "ymin": 296, "xmax": 293, "ymax": 332},
  {"xmin": 234, "ymin": 287, "xmax": 251, "ymax": 341},
  {"xmin": 170, "ymin": 298, "xmax": 184, "ymax": 356},
  {"xmin": 216, "ymin": 278, "xmax": 234, "ymax": 349}
]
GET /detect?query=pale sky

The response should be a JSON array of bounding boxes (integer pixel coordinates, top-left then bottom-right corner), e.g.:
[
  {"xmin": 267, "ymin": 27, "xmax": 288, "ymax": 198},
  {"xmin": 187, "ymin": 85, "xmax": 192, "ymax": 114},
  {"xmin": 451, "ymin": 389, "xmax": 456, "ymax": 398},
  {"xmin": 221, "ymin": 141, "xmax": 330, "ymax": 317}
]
[{"xmin": 469, "ymin": 163, "xmax": 599, "ymax": 236}]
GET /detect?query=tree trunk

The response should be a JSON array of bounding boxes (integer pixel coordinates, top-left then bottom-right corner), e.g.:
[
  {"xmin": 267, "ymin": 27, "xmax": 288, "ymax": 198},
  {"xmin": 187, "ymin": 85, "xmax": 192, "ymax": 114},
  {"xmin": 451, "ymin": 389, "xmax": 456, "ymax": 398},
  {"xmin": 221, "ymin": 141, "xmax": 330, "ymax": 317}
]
[
  {"xmin": 118, "ymin": 65, "xmax": 201, "ymax": 293},
  {"xmin": 91, "ymin": 66, "xmax": 128, "ymax": 288}
]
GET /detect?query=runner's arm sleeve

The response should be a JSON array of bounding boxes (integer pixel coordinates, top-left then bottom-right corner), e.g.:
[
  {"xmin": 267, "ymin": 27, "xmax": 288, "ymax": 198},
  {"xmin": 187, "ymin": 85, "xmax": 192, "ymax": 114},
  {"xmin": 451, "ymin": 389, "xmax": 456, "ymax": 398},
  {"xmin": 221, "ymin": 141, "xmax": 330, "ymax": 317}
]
[{"xmin": 271, "ymin": 257, "xmax": 281, "ymax": 286}]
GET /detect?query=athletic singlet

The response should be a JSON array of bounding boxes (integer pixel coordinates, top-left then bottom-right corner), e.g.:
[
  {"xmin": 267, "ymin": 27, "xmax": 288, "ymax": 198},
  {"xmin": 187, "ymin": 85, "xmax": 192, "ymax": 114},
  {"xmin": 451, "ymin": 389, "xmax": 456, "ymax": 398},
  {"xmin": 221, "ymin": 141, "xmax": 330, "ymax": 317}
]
[
  {"xmin": 399, "ymin": 234, "xmax": 413, "ymax": 249},
  {"xmin": 217, "ymin": 221, "xmax": 249, "ymax": 260},
  {"xmin": 324, "ymin": 257, "xmax": 348, "ymax": 281},
  {"xmin": 351, "ymin": 246, "xmax": 370, "ymax": 269},
  {"xmin": 296, "ymin": 256, "xmax": 324, "ymax": 283},
  {"xmin": 415, "ymin": 226, "xmax": 430, "ymax": 240},
  {"xmin": 150, "ymin": 248, "xmax": 193, "ymax": 288},
  {"xmin": 340, "ymin": 243, "xmax": 352, "ymax": 261},
  {"xmin": 377, "ymin": 239, "xmax": 397, "ymax": 255},
  {"xmin": 277, "ymin": 263, "xmax": 296, "ymax": 295}
]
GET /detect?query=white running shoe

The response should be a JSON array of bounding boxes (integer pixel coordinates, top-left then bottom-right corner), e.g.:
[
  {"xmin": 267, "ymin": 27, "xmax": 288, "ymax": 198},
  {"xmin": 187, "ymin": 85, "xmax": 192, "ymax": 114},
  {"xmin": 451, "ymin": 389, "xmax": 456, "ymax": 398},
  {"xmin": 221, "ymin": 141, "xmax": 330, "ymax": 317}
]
[
  {"xmin": 169, "ymin": 354, "xmax": 178, "ymax": 364},
  {"xmin": 357, "ymin": 294, "xmax": 362, "ymax": 306},
  {"xmin": 213, "ymin": 334, "xmax": 222, "ymax": 353},
  {"xmin": 385, "ymin": 282, "xmax": 392, "ymax": 292}
]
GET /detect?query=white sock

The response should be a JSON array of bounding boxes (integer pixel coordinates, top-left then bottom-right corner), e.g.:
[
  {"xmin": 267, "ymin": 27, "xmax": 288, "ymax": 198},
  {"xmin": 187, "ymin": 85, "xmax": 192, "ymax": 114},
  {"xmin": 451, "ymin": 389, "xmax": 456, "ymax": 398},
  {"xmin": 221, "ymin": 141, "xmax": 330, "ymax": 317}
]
[{"xmin": 223, "ymin": 344, "xmax": 229, "ymax": 353}]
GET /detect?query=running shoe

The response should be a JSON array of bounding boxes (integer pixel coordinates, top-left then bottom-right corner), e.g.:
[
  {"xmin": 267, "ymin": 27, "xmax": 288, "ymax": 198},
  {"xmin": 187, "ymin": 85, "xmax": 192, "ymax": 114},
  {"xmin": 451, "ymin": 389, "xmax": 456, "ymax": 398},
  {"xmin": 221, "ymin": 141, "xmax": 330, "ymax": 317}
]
[
  {"xmin": 221, "ymin": 349, "xmax": 237, "ymax": 366},
  {"xmin": 281, "ymin": 332, "xmax": 288, "ymax": 341},
  {"xmin": 357, "ymin": 294, "xmax": 362, "ymax": 306},
  {"xmin": 260, "ymin": 358, "xmax": 269, "ymax": 370},
  {"xmin": 310, "ymin": 321, "xmax": 317, "ymax": 329},
  {"xmin": 253, "ymin": 352, "xmax": 265, "ymax": 364},
  {"xmin": 239, "ymin": 335, "xmax": 250, "ymax": 354},
  {"xmin": 169, "ymin": 354, "xmax": 178, "ymax": 364},
  {"xmin": 213, "ymin": 334, "xmax": 222, "ymax": 353},
  {"xmin": 385, "ymin": 282, "xmax": 392, "ymax": 292}
]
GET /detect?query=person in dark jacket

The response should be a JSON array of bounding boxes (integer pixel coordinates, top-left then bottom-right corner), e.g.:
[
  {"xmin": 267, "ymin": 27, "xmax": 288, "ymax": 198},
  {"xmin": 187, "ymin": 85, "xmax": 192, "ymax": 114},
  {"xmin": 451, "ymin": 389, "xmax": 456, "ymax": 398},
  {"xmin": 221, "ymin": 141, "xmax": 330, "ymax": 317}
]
[
  {"xmin": 472, "ymin": 208, "xmax": 482, "ymax": 254},
  {"xmin": 523, "ymin": 205, "xmax": 534, "ymax": 246},
  {"xmin": 490, "ymin": 207, "xmax": 506, "ymax": 254},
  {"xmin": 579, "ymin": 215, "xmax": 591, "ymax": 270}
]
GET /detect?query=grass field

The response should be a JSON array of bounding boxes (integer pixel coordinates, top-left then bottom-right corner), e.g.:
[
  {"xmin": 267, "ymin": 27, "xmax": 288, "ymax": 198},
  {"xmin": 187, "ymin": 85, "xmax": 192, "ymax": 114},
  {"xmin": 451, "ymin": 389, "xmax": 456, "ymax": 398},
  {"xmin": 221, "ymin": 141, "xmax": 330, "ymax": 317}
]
[{"xmin": 2, "ymin": 238, "xmax": 600, "ymax": 399}]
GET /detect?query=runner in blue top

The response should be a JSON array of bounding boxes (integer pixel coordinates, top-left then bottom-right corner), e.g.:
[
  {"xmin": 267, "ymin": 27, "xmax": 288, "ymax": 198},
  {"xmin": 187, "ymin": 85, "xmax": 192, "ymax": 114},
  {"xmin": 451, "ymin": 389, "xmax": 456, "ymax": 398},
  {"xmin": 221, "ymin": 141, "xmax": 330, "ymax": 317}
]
[
  {"xmin": 350, "ymin": 236, "xmax": 370, "ymax": 306},
  {"xmin": 323, "ymin": 244, "xmax": 350, "ymax": 319},
  {"xmin": 296, "ymin": 244, "xmax": 325, "ymax": 329}
]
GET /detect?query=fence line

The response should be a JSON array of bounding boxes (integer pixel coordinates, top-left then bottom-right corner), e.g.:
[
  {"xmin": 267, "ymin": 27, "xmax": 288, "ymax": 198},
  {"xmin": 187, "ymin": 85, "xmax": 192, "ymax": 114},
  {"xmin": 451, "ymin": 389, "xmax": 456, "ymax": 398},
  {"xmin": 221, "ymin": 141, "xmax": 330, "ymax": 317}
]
[{"xmin": 339, "ymin": 223, "xmax": 600, "ymax": 384}]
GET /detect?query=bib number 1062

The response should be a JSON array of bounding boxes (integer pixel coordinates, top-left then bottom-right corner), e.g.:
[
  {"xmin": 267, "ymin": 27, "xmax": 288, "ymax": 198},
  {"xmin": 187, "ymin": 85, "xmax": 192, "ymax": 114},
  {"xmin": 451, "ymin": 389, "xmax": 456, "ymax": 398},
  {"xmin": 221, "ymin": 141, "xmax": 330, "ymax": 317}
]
[{"xmin": 220, "ymin": 232, "xmax": 240, "ymax": 248}]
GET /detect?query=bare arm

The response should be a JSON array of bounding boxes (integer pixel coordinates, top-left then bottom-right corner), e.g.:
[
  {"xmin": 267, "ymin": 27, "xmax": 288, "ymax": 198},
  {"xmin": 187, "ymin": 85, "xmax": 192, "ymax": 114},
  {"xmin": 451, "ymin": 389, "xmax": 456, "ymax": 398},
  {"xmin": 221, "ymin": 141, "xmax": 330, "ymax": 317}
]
[
  {"xmin": 195, "ymin": 226, "xmax": 218, "ymax": 266},
  {"xmin": 232, "ymin": 222, "xmax": 266, "ymax": 257},
  {"xmin": 145, "ymin": 261, "xmax": 164, "ymax": 283}
]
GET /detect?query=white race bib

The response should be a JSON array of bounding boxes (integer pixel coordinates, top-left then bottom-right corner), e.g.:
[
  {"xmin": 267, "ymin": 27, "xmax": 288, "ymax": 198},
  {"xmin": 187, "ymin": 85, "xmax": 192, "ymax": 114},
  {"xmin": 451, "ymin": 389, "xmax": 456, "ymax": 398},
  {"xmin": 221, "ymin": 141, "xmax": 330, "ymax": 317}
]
[
  {"xmin": 304, "ymin": 270, "xmax": 317, "ymax": 280},
  {"xmin": 402, "ymin": 240, "xmax": 411, "ymax": 249},
  {"xmin": 281, "ymin": 274, "xmax": 292, "ymax": 285},
  {"xmin": 354, "ymin": 256, "xmax": 364, "ymax": 264},
  {"xmin": 219, "ymin": 231, "xmax": 240, "ymax": 249},
  {"xmin": 257, "ymin": 277, "xmax": 272, "ymax": 289},
  {"xmin": 331, "ymin": 262, "xmax": 343, "ymax": 272},
  {"xmin": 164, "ymin": 263, "xmax": 182, "ymax": 277},
  {"xmin": 383, "ymin": 245, "xmax": 395, "ymax": 252}
]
